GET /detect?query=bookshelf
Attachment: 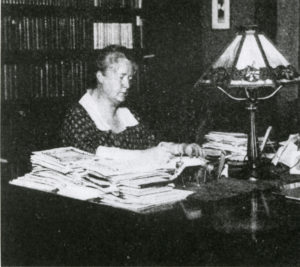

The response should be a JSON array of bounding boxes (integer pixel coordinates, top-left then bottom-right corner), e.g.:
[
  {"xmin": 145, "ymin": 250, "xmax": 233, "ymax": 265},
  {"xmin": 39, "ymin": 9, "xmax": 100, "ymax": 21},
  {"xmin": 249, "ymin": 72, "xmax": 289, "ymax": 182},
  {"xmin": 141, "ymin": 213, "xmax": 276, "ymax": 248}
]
[{"xmin": 1, "ymin": 0, "xmax": 144, "ymax": 179}]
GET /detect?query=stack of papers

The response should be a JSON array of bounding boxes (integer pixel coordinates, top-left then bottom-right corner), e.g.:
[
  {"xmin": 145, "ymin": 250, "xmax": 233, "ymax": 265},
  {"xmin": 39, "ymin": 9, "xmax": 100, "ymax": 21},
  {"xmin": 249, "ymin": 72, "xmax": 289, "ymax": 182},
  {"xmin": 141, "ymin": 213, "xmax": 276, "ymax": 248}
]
[
  {"xmin": 202, "ymin": 131, "xmax": 275, "ymax": 162},
  {"xmin": 203, "ymin": 132, "xmax": 248, "ymax": 160},
  {"xmin": 8, "ymin": 172, "xmax": 105, "ymax": 201},
  {"xmin": 10, "ymin": 147, "xmax": 207, "ymax": 212},
  {"xmin": 100, "ymin": 188, "xmax": 193, "ymax": 213}
]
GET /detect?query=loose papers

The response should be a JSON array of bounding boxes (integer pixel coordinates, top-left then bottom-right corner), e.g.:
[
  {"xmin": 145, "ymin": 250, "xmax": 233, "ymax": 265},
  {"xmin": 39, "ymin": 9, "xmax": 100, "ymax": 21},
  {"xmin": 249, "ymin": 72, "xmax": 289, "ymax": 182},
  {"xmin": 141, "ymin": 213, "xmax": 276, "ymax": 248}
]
[
  {"xmin": 272, "ymin": 134, "xmax": 300, "ymax": 175},
  {"xmin": 10, "ymin": 147, "xmax": 207, "ymax": 212}
]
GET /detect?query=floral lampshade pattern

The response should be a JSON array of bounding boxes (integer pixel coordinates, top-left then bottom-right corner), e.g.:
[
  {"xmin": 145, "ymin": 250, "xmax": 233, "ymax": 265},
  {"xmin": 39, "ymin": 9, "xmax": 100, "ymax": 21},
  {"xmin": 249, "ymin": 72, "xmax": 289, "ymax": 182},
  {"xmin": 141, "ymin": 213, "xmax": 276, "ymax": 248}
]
[{"xmin": 197, "ymin": 30, "xmax": 300, "ymax": 88}]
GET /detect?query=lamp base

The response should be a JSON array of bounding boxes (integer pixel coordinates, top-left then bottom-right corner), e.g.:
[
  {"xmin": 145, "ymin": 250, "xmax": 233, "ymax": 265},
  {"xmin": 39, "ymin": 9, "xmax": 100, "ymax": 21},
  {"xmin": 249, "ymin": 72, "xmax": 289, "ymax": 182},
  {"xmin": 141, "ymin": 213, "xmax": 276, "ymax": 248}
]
[{"xmin": 228, "ymin": 159, "xmax": 279, "ymax": 181}]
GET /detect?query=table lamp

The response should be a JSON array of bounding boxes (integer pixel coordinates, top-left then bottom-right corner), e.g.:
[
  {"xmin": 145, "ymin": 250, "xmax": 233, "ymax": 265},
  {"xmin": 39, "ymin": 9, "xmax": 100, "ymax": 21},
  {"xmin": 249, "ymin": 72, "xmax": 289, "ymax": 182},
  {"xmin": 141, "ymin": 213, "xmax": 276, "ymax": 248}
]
[{"xmin": 195, "ymin": 26, "xmax": 300, "ymax": 180}]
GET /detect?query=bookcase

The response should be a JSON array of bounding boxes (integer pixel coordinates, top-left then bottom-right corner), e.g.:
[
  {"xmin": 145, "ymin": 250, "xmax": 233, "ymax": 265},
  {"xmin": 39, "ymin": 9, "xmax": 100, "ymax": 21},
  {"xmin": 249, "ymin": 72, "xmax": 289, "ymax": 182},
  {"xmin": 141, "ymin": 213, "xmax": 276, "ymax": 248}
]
[{"xmin": 1, "ymin": 0, "xmax": 144, "ymax": 179}]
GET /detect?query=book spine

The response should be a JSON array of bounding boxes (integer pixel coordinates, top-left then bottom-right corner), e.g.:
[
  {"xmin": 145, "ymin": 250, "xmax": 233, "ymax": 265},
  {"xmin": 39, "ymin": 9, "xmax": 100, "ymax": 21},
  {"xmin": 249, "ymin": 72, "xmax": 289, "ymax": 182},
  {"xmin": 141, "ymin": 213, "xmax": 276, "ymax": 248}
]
[
  {"xmin": 53, "ymin": 61, "xmax": 58, "ymax": 97},
  {"xmin": 25, "ymin": 16, "xmax": 30, "ymax": 49},
  {"xmin": 29, "ymin": 64, "xmax": 34, "ymax": 98},
  {"xmin": 70, "ymin": 60, "xmax": 75, "ymax": 96},
  {"xmin": 29, "ymin": 17, "xmax": 34, "ymax": 50},
  {"xmin": 71, "ymin": 17, "xmax": 76, "ymax": 49},
  {"xmin": 2, "ymin": 17, "xmax": 7, "ymax": 50},
  {"xmin": 82, "ymin": 17, "xmax": 86, "ymax": 49},
  {"xmin": 60, "ymin": 60, "xmax": 64, "ymax": 97},
  {"xmin": 12, "ymin": 17, "xmax": 18, "ymax": 50},
  {"xmin": 3, "ymin": 64, "xmax": 8, "ymax": 100},
  {"xmin": 33, "ymin": 65, "xmax": 38, "ymax": 98},
  {"xmin": 13, "ymin": 64, "xmax": 18, "ymax": 99},
  {"xmin": 38, "ymin": 16, "xmax": 44, "ymax": 50},
  {"xmin": 8, "ymin": 64, "xmax": 13, "ymax": 100},
  {"xmin": 79, "ymin": 60, "xmax": 84, "ymax": 94},
  {"xmin": 45, "ymin": 60, "xmax": 49, "ymax": 97},
  {"xmin": 93, "ymin": 23, "xmax": 97, "ymax": 49}
]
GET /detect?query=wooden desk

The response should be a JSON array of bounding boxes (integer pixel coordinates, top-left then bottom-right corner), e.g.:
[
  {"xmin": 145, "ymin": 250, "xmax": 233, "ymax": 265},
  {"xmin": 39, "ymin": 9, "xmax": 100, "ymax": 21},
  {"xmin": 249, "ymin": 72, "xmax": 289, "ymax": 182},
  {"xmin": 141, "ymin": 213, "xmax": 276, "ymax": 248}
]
[{"xmin": 2, "ymin": 174, "xmax": 300, "ymax": 266}]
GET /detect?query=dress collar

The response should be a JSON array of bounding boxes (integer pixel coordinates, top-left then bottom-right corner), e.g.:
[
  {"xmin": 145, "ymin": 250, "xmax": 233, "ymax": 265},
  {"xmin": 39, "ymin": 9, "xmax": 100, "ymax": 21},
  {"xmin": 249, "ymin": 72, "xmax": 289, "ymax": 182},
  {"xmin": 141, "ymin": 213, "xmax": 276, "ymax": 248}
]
[{"xmin": 79, "ymin": 90, "xmax": 138, "ymax": 132}]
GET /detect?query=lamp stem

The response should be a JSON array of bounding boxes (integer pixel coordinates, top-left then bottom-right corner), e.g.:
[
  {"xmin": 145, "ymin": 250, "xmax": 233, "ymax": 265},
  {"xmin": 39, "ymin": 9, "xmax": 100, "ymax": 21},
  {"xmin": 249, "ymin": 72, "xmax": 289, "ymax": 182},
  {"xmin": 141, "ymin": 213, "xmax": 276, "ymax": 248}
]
[{"xmin": 246, "ymin": 90, "xmax": 260, "ymax": 179}]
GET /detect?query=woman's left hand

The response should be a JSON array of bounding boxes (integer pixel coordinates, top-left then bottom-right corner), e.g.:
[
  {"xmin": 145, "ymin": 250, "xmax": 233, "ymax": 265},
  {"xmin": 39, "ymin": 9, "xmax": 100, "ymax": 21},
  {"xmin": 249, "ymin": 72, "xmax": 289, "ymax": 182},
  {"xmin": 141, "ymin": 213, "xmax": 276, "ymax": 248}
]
[{"xmin": 183, "ymin": 143, "xmax": 206, "ymax": 158}]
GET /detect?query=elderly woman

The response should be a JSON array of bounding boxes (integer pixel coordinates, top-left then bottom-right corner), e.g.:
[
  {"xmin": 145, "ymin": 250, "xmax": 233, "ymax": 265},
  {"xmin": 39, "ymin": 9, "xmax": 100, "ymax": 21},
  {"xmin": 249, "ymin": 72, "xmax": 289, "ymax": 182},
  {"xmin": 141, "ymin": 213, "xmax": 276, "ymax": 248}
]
[{"xmin": 61, "ymin": 45, "xmax": 204, "ymax": 165}]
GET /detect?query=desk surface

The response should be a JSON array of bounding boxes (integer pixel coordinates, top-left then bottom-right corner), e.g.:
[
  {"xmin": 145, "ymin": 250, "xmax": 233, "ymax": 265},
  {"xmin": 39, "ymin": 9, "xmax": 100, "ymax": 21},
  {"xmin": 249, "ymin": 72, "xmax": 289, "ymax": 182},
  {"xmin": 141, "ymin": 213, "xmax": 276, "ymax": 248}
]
[{"xmin": 2, "ymin": 172, "xmax": 300, "ymax": 266}]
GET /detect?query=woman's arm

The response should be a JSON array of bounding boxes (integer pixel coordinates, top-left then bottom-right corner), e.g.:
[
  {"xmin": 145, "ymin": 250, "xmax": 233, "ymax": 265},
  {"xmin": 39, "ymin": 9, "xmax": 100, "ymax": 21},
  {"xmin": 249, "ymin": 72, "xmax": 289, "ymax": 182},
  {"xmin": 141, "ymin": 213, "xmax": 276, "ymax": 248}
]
[
  {"xmin": 96, "ymin": 142, "xmax": 206, "ymax": 168},
  {"xmin": 96, "ymin": 145, "xmax": 174, "ymax": 167}
]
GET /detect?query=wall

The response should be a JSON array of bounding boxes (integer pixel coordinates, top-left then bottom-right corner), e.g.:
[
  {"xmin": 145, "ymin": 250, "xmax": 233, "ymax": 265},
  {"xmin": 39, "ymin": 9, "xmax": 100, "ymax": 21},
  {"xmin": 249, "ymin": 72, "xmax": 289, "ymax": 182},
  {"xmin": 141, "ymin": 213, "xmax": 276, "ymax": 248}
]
[
  {"xmin": 274, "ymin": 0, "xmax": 300, "ymax": 137},
  {"xmin": 198, "ymin": 0, "xmax": 256, "ymax": 75},
  {"xmin": 142, "ymin": 0, "xmax": 258, "ymax": 142},
  {"xmin": 276, "ymin": 0, "xmax": 300, "ymax": 102},
  {"xmin": 144, "ymin": 0, "xmax": 257, "ymax": 89}
]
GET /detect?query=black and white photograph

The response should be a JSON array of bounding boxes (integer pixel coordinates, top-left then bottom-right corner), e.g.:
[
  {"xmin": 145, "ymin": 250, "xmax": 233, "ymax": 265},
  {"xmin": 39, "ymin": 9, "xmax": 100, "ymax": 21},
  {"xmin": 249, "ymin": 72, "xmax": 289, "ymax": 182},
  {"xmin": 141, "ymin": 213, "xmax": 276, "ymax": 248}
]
[
  {"xmin": 1, "ymin": 0, "xmax": 300, "ymax": 266},
  {"xmin": 212, "ymin": 0, "xmax": 230, "ymax": 29}
]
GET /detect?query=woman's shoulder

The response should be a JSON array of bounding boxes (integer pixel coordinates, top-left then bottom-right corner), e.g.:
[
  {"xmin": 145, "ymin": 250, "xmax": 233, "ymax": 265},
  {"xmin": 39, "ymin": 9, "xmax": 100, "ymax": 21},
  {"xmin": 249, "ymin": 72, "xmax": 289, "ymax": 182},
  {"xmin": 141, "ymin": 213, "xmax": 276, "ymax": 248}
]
[
  {"xmin": 62, "ymin": 102, "xmax": 96, "ymax": 132},
  {"xmin": 63, "ymin": 102, "xmax": 93, "ymax": 126},
  {"xmin": 65, "ymin": 103, "xmax": 87, "ymax": 117}
]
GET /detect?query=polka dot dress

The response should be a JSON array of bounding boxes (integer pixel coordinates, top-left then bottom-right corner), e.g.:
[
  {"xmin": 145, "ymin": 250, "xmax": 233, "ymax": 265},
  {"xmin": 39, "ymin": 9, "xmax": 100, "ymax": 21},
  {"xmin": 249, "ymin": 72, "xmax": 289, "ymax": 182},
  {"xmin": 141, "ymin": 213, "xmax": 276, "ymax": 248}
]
[{"xmin": 61, "ymin": 103, "xmax": 159, "ymax": 153}]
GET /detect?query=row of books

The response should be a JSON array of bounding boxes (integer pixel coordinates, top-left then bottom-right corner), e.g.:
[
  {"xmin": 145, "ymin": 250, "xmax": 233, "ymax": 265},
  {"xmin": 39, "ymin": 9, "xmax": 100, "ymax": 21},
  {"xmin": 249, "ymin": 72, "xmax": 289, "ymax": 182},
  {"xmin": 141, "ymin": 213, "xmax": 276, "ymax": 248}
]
[
  {"xmin": 2, "ymin": 60, "xmax": 89, "ymax": 100},
  {"xmin": 93, "ymin": 22, "xmax": 133, "ymax": 49},
  {"xmin": 9, "ymin": 147, "xmax": 201, "ymax": 213},
  {"xmin": 94, "ymin": 0, "xmax": 142, "ymax": 9},
  {"xmin": 2, "ymin": 0, "xmax": 91, "ymax": 5},
  {"xmin": 2, "ymin": 0, "xmax": 142, "ymax": 8},
  {"xmin": 2, "ymin": 16, "xmax": 91, "ymax": 51}
]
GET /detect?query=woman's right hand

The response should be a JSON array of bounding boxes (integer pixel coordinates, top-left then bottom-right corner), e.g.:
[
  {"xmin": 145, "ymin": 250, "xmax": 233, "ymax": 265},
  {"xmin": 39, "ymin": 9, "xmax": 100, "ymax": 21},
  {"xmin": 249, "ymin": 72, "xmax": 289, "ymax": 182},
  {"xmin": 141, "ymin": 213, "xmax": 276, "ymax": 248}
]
[
  {"xmin": 183, "ymin": 143, "xmax": 206, "ymax": 158},
  {"xmin": 158, "ymin": 142, "xmax": 206, "ymax": 158}
]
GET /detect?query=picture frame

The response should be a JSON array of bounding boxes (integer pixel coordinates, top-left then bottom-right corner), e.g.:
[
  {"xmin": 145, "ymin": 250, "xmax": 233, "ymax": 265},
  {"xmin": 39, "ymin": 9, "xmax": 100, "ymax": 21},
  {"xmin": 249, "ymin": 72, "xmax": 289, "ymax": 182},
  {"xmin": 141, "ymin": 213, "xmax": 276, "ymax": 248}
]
[{"xmin": 212, "ymin": 0, "xmax": 230, "ymax": 29}]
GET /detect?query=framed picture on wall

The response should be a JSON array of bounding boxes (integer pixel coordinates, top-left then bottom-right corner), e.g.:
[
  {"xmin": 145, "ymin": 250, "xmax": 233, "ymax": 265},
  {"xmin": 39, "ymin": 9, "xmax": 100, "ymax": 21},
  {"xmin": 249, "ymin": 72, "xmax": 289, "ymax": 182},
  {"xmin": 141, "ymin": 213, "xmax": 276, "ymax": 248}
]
[{"xmin": 212, "ymin": 0, "xmax": 230, "ymax": 29}]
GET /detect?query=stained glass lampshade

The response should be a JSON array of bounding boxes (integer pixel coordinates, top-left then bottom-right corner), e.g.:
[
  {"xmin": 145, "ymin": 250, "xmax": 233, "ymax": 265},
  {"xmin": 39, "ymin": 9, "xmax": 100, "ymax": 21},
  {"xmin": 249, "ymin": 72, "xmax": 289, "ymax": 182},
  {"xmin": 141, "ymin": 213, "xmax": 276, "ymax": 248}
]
[
  {"xmin": 195, "ymin": 27, "xmax": 300, "ymax": 180},
  {"xmin": 197, "ymin": 29, "xmax": 300, "ymax": 89}
]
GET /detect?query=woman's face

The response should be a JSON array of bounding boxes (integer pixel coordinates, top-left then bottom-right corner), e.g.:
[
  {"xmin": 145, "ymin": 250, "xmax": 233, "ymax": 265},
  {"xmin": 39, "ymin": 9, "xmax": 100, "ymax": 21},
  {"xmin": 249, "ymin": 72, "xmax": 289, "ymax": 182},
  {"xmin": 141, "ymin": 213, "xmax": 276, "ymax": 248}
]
[{"xmin": 97, "ymin": 58, "xmax": 134, "ymax": 105}]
